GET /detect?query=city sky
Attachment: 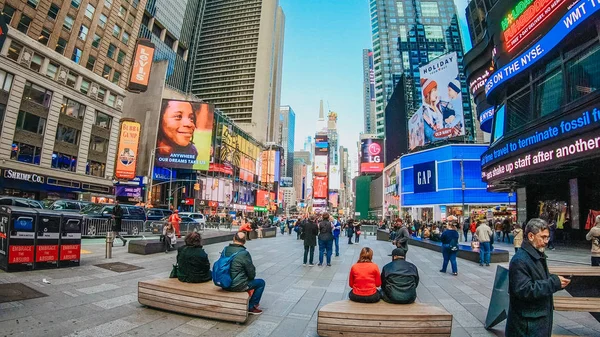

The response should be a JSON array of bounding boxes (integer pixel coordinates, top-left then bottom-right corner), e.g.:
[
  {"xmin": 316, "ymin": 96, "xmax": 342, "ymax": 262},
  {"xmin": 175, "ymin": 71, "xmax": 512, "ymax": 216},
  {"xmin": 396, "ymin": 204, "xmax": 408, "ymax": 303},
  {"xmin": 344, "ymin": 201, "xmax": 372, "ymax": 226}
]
[{"xmin": 280, "ymin": 0, "xmax": 471, "ymax": 159}]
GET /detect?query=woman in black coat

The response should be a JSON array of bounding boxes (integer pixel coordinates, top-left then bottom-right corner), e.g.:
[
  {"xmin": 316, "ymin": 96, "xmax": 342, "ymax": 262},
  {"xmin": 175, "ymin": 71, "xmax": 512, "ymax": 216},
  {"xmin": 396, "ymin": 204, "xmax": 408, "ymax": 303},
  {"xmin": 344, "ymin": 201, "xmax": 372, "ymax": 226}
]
[
  {"xmin": 176, "ymin": 232, "xmax": 212, "ymax": 283},
  {"xmin": 302, "ymin": 215, "xmax": 319, "ymax": 265}
]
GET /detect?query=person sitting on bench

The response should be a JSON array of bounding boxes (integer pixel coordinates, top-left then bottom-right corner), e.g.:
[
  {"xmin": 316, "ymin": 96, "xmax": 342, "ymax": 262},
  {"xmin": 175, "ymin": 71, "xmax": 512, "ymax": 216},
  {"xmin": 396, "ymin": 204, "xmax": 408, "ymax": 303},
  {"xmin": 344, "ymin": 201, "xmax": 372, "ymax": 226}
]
[
  {"xmin": 380, "ymin": 247, "xmax": 419, "ymax": 304},
  {"xmin": 348, "ymin": 247, "xmax": 381, "ymax": 303},
  {"xmin": 176, "ymin": 232, "xmax": 212, "ymax": 283}
]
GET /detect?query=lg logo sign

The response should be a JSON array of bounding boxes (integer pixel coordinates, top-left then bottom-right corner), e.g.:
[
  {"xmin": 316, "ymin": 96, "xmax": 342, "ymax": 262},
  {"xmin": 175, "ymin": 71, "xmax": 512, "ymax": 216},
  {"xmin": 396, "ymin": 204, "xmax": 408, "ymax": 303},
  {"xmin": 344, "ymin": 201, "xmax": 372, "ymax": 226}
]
[{"xmin": 367, "ymin": 142, "xmax": 381, "ymax": 163}]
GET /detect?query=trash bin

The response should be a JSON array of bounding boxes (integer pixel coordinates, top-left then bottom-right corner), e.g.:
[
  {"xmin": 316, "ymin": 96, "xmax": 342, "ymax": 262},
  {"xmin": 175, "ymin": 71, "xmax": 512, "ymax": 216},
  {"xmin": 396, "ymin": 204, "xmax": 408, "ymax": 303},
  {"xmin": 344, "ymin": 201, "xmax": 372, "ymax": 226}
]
[
  {"xmin": 35, "ymin": 209, "xmax": 62, "ymax": 269},
  {"xmin": 58, "ymin": 213, "xmax": 83, "ymax": 268},
  {"xmin": 0, "ymin": 206, "xmax": 38, "ymax": 272}
]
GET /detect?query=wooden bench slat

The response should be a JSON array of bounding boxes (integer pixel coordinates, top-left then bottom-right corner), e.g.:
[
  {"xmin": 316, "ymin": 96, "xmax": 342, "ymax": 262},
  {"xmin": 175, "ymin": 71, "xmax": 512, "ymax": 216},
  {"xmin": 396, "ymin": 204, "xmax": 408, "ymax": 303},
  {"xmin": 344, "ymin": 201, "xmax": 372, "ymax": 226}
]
[
  {"xmin": 318, "ymin": 324, "xmax": 451, "ymax": 334},
  {"xmin": 138, "ymin": 279, "xmax": 248, "ymax": 300},
  {"xmin": 316, "ymin": 330, "xmax": 449, "ymax": 337},
  {"xmin": 139, "ymin": 297, "xmax": 247, "ymax": 323},
  {"xmin": 138, "ymin": 293, "xmax": 247, "ymax": 316},
  {"xmin": 138, "ymin": 287, "xmax": 247, "ymax": 310},
  {"xmin": 139, "ymin": 283, "xmax": 247, "ymax": 305},
  {"xmin": 318, "ymin": 311, "xmax": 451, "ymax": 321},
  {"xmin": 317, "ymin": 317, "xmax": 452, "ymax": 328},
  {"xmin": 554, "ymin": 297, "xmax": 600, "ymax": 312}
]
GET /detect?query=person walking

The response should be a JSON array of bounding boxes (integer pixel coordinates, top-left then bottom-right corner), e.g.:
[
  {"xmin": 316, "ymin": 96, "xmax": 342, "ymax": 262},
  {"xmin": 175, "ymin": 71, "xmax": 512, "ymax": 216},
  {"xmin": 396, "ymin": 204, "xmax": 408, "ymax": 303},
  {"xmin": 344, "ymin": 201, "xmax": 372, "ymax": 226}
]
[
  {"xmin": 505, "ymin": 218, "xmax": 571, "ymax": 336},
  {"xmin": 318, "ymin": 213, "xmax": 335, "ymax": 267},
  {"xmin": 513, "ymin": 223, "xmax": 524, "ymax": 253},
  {"xmin": 547, "ymin": 219, "xmax": 556, "ymax": 250},
  {"xmin": 439, "ymin": 223, "xmax": 459, "ymax": 275},
  {"xmin": 585, "ymin": 215, "xmax": 600, "ymax": 266},
  {"xmin": 494, "ymin": 220, "xmax": 503, "ymax": 242},
  {"xmin": 333, "ymin": 217, "xmax": 341, "ymax": 257},
  {"xmin": 381, "ymin": 247, "xmax": 419, "ymax": 304},
  {"xmin": 346, "ymin": 219, "xmax": 355, "ymax": 244},
  {"xmin": 393, "ymin": 220, "xmax": 410, "ymax": 254},
  {"xmin": 221, "ymin": 232, "xmax": 266, "ymax": 315},
  {"xmin": 503, "ymin": 218, "xmax": 512, "ymax": 243},
  {"xmin": 463, "ymin": 217, "xmax": 470, "ymax": 242},
  {"xmin": 176, "ymin": 232, "xmax": 211, "ymax": 283},
  {"xmin": 168, "ymin": 210, "xmax": 182, "ymax": 238},
  {"xmin": 348, "ymin": 247, "xmax": 381, "ymax": 303},
  {"xmin": 111, "ymin": 201, "xmax": 127, "ymax": 246},
  {"xmin": 476, "ymin": 220, "xmax": 493, "ymax": 266},
  {"xmin": 354, "ymin": 222, "xmax": 361, "ymax": 243},
  {"xmin": 302, "ymin": 215, "xmax": 318, "ymax": 266}
]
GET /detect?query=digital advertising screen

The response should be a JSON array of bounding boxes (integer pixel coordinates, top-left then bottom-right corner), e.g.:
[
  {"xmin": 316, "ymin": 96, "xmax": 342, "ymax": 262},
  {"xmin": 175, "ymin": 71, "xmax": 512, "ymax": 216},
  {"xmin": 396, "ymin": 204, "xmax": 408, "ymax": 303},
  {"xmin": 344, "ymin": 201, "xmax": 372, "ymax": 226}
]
[
  {"xmin": 313, "ymin": 176, "xmax": 328, "ymax": 199},
  {"xmin": 329, "ymin": 165, "xmax": 341, "ymax": 190},
  {"xmin": 260, "ymin": 150, "xmax": 281, "ymax": 183},
  {"xmin": 314, "ymin": 155, "xmax": 328, "ymax": 175},
  {"xmin": 409, "ymin": 52, "xmax": 465, "ymax": 150},
  {"xmin": 360, "ymin": 138, "xmax": 384, "ymax": 174},
  {"xmin": 329, "ymin": 191, "xmax": 339, "ymax": 208},
  {"xmin": 256, "ymin": 190, "xmax": 276, "ymax": 207},
  {"xmin": 115, "ymin": 121, "xmax": 141, "ymax": 180},
  {"xmin": 155, "ymin": 100, "xmax": 214, "ymax": 170}
]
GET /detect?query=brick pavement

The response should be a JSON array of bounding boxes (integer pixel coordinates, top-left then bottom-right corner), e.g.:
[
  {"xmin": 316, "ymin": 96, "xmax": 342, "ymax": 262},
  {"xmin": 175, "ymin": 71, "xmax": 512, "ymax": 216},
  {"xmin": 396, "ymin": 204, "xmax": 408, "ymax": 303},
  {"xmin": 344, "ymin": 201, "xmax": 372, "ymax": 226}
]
[{"xmin": 1, "ymin": 231, "xmax": 599, "ymax": 337}]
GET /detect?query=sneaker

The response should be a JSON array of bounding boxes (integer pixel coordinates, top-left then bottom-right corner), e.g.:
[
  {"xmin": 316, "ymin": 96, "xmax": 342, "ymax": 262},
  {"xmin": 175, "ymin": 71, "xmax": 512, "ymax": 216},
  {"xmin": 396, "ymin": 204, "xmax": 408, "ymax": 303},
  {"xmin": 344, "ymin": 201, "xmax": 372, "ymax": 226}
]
[
  {"xmin": 479, "ymin": 263, "xmax": 484, "ymax": 266},
  {"xmin": 248, "ymin": 307, "xmax": 263, "ymax": 315},
  {"xmin": 309, "ymin": 264, "xmax": 315, "ymax": 267},
  {"xmin": 317, "ymin": 264, "xmax": 322, "ymax": 267},
  {"xmin": 327, "ymin": 264, "xmax": 332, "ymax": 267},
  {"xmin": 452, "ymin": 272, "xmax": 458, "ymax": 276},
  {"xmin": 439, "ymin": 270, "xmax": 446, "ymax": 273},
  {"xmin": 486, "ymin": 264, "xmax": 490, "ymax": 266},
  {"xmin": 335, "ymin": 254, "xmax": 339, "ymax": 257},
  {"xmin": 303, "ymin": 263, "xmax": 307, "ymax": 266}
]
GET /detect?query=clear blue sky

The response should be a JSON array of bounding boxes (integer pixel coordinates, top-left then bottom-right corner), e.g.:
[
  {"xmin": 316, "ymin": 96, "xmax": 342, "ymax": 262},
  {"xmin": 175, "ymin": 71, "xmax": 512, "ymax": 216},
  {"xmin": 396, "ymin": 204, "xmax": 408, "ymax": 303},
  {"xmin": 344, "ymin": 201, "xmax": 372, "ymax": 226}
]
[{"xmin": 279, "ymin": 0, "xmax": 471, "ymax": 157}]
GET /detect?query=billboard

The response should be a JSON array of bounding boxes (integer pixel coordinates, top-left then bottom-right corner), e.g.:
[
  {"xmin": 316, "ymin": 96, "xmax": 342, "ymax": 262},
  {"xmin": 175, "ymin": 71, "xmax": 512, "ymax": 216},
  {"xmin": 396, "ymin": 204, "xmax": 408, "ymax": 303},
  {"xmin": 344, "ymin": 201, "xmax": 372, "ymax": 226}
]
[
  {"xmin": 127, "ymin": 39, "xmax": 155, "ymax": 92},
  {"xmin": 260, "ymin": 150, "xmax": 280, "ymax": 183},
  {"xmin": 313, "ymin": 176, "xmax": 328, "ymax": 199},
  {"xmin": 280, "ymin": 177, "xmax": 293, "ymax": 187},
  {"xmin": 329, "ymin": 165, "xmax": 341, "ymax": 190},
  {"xmin": 368, "ymin": 50, "xmax": 375, "ymax": 101},
  {"xmin": 220, "ymin": 126, "xmax": 260, "ymax": 183},
  {"xmin": 314, "ymin": 155, "xmax": 328, "ymax": 175},
  {"xmin": 413, "ymin": 161, "xmax": 437, "ymax": 193},
  {"xmin": 115, "ymin": 121, "xmax": 141, "ymax": 180},
  {"xmin": 329, "ymin": 191, "xmax": 339, "ymax": 208},
  {"xmin": 256, "ymin": 190, "xmax": 275, "ymax": 207},
  {"xmin": 360, "ymin": 138, "xmax": 384, "ymax": 173},
  {"xmin": 155, "ymin": 100, "xmax": 214, "ymax": 170},
  {"xmin": 409, "ymin": 52, "xmax": 465, "ymax": 150}
]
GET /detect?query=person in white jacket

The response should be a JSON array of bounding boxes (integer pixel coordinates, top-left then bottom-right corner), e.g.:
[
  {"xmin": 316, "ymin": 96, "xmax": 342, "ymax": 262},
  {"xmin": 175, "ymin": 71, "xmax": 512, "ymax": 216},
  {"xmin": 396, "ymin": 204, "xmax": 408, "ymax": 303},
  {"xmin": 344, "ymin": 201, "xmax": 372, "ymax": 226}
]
[{"xmin": 586, "ymin": 215, "xmax": 600, "ymax": 266}]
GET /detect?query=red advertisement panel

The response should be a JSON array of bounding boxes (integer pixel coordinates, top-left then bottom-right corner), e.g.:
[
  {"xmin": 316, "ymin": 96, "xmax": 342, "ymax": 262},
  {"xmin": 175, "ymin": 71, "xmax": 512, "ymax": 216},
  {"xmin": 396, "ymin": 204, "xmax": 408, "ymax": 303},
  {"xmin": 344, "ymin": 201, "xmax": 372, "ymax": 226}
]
[
  {"xmin": 256, "ymin": 190, "xmax": 276, "ymax": 207},
  {"xmin": 313, "ymin": 176, "xmax": 328, "ymax": 199},
  {"xmin": 36, "ymin": 245, "xmax": 59, "ymax": 262},
  {"xmin": 9, "ymin": 245, "xmax": 34, "ymax": 264},
  {"xmin": 60, "ymin": 244, "xmax": 81, "ymax": 261}
]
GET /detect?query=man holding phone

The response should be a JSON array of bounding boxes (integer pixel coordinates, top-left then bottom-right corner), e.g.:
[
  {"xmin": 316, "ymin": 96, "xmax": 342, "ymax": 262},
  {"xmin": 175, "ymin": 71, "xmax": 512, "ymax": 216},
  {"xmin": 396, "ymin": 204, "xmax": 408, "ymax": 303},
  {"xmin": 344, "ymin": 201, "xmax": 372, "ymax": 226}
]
[{"xmin": 505, "ymin": 218, "xmax": 571, "ymax": 337}]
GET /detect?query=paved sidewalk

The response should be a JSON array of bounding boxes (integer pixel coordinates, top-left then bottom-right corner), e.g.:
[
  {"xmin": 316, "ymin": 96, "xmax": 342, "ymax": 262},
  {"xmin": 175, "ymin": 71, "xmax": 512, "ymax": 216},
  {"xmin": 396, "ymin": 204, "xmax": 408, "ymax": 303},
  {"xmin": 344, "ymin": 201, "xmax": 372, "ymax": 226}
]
[{"xmin": 1, "ymin": 232, "xmax": 599, "ymax": 337}]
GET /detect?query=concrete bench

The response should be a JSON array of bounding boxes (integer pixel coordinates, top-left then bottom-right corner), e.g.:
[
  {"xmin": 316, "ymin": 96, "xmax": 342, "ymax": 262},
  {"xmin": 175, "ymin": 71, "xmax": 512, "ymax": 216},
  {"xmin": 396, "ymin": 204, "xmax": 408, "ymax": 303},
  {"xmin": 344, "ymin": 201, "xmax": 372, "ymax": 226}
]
[
  {"xmin": 317, "ymin": 300, "xmax": 452, "ymax": 336},
  {"xmin": 128, "ymin": 232, "xmax": 234, "ymax": 255},
  {"xmin": 408, "ymin": 237, "xmax": 509, "ymax": 263},
  {"xmin": 138, "ymin": 278, "xmax": 249, "ymax": 323}
]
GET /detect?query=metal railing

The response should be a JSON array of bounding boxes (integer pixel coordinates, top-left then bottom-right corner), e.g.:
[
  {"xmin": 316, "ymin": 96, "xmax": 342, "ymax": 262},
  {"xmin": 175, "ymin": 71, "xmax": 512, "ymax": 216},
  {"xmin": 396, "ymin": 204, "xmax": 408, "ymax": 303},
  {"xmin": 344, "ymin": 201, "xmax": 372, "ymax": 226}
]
[
  {"xmin": 81, "ymin": 218, "xmax": 235, "ymax": 238},
  {"xmin": 360, "ymin": 225, "xmax": 378, "ymax": 237}
]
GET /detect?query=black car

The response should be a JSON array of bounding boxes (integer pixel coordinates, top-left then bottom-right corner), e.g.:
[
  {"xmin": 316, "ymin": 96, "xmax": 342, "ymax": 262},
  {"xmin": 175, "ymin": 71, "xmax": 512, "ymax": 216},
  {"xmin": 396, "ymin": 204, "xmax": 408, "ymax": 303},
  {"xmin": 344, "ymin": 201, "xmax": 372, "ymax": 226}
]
[
  {"xmin": 80, "ymin": 204, "xmax": 147, "ymax": 221},
  {"xmin": 46, "ymin": 199, "xmax": 91, "ymax": 212},
  {"xmin": 146, "ymin": 208, "xmax": 173, "ymax": 221},
  {"xmin": 0, "ymin": 196, "xmax": 43, "ymax": 209}
]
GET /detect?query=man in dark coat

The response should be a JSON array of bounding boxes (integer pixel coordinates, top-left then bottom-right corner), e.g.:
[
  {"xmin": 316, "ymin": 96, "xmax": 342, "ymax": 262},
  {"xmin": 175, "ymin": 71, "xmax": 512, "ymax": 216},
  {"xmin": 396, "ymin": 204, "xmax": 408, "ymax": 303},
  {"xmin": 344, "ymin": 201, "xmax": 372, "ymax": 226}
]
[
  {"xmin": 223, "ymin": 232, "xmax": 265, "ymax": 315},
  {"xmin": 302, "ymin": 215, "xmax": 319, "ymax": 265},
  {"xmin": 111, "ymin": 201, "xmax": 127, "ymax": 246},
  {"xmin": 506, "ymin": 218, "xmax": 570, "ymax": 336},
  {"xmin": 381, "ymin": 247, "xmax": 419, "ymax": 304},
  {"xmin": 393, "ymin": 220, "xmax": 410, "ymax": 253}
]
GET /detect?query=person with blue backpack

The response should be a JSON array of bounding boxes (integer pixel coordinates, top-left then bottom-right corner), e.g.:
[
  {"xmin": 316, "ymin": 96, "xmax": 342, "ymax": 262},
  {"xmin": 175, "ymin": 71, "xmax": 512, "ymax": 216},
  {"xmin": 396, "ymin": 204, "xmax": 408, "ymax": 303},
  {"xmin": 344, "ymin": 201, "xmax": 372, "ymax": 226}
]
[{"xmin": 213, "ymin": 232, "xmax": 265, "ymax": 315}]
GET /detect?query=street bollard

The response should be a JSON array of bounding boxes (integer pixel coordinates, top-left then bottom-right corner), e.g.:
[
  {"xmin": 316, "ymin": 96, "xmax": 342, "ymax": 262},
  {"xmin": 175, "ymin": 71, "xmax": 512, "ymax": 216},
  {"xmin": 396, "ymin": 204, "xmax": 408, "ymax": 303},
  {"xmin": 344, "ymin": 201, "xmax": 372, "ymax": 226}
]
[{"xmin": 105, "ymin": 231, "xmax": 114, "ymax": 259}]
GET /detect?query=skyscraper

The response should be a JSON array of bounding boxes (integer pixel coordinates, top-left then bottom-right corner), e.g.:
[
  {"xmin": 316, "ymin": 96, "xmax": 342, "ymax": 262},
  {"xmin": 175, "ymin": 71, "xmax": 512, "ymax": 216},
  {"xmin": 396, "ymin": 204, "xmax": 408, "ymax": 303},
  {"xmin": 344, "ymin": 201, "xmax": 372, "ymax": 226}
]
[
  {"xmin": 278, "ymin": 105, "xmax": 295, "ymax": 180},
  {"xmin": 138, "ymin": 0, "xmax": 204, "ymax": 91},
  {"xmin": 189, "ymin": 0, "xmax": 285, "ymax": 144},
  {"xmin": 362, "ymin": 49, "xmax": 376, "ymax": 133},
  {"xmin": 369, "ymin": 0, "xmax": 473, "ymax": 139},
  {"xmin": 465, "ymin": 0, "xmax": 499, "ymax": 46}
]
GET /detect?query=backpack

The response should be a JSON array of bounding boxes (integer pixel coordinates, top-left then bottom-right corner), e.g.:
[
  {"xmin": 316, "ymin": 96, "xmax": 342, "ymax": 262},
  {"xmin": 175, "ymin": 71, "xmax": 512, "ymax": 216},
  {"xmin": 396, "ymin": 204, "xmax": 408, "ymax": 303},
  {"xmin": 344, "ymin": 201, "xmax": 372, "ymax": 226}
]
[{"xmin": 212, "ymin": 249, "xmax": 242, "ymax": 289}]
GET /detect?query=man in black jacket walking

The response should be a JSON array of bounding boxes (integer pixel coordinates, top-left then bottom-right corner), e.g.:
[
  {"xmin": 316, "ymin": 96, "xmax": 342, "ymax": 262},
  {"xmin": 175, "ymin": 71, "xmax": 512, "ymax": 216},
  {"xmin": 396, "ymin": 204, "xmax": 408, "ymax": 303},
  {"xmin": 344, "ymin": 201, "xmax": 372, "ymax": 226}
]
[
  {"xmin": 393, "ymin": 220, "xmax": 410, "ymax": 254},
  {"xmin": 506, "ymin": 218, "xmax": 570, "ymax": 336},
  {"xmin": 223, "ymin": 232, "xmax": 265, "ymax": 315},
  {"xmin": 302, "ymin": 215, "xmax": 318, "ymax": 265},
  {"xmin": 381, "ymin": 247, "xmax": 419, "ymax": 304},
  {"xmin": 111, "ymin": 201, "xmax": 127, "ymax": 246}
]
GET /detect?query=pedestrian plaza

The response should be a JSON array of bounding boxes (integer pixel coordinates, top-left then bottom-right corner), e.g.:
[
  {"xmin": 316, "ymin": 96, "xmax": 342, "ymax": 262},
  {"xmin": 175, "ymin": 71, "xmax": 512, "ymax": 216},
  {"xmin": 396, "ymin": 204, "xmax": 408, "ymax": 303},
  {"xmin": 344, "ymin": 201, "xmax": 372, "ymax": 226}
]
[{"xmin": 1, "ymin": 232, "xmax": 599, "ymax": 337}]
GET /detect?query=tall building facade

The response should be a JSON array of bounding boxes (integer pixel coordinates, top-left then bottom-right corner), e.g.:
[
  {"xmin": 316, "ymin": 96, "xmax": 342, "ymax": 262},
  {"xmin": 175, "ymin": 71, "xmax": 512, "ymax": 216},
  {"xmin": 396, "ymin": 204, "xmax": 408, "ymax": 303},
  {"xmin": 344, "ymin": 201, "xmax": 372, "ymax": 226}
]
[
  {"xmin": 278, "ymin": 105, "xmax": 295, "ymax": 179},
  {"xmin": 0, "ymin": 0, "xmax": 147, "ymax": 200},
  {"xmin": 465, "ymin": 0, "xmax": 498, "ymax": 46},
  {"xmin": 362, "ymin": 49, "xmax": 376, "ymax": 133},
  {"xmin": 188, "ymin": 0, "xmax": 285, "ymax": 144},
  {"xmin": 138, "ymin": 0, "xmax": 204, "ymax": 91},
  {"xmin": 327, "ymin": 111, "xmax": 338, "ymax": 166},
  {"xmin": 369, "ymin": 0, "xmax": 473, "ymax": 139},
  {"xmin": 292, "ymin": 157, "xmax": 306, "ymax": 202}
]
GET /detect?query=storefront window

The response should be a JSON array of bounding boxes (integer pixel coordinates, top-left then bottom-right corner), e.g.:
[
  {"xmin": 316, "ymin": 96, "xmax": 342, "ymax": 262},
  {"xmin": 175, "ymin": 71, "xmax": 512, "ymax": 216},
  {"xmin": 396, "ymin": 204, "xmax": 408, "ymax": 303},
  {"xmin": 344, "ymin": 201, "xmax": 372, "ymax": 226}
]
[
  {"xmin": 86, "ymin": 160, "xmax": 105, "ymax": 177},
  {"xmin": 11, "ymin": 142, "xmax": 42, "ymax": 165},
  {"xmin": 51, "ymin": 152, "xmax": 77, "ymax": 172},
  {"xmin": 95, "ymin": 111, "xmax": 112, "ymax": 129},
  {"xmin": 22, "ymin": 81, "xmax": 53, "ymax": 108},
  {"xmin": 55, "ymin": 124, "xmax": 80, "ymax": 144},
  {"xmin": 60, "ymin": 97, "xmax": 86, "ymax": 119},
  {"xmin": 534, "ymin": 68, "xmax": 563, "ymax": 117},
  {"xmin": 16, "ymin": 110, "xmax": 46, "ymax": 134},
  {"xmin": 567, "ymin": 42, "xmax": 600, "ymax": 103}
]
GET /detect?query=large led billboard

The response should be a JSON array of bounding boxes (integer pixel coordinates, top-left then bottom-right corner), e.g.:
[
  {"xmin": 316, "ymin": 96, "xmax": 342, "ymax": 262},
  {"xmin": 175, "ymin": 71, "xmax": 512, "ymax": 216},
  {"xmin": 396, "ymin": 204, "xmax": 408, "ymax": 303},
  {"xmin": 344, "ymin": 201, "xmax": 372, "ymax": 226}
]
[
  {"xmin": 409, "ymin": 52, "xmax": 465, "ymax": 151},
  {"xmin": 314, "ymin": 155, "xmax": 328, "ymax": 175},
  {"xmin": 260, "ymin": 150, "xmax": 281, "ymax": 183},
  {"xmin": 115, "ymin": 121, "xmax": 141, "ymax": 180},
  {"xmin": 360, "ymin": 138, "xmax": 384, "ymax": 174},
  {"xmin": 329, "ymin": 165, "xmax": 341, "ymax": 190},
  {"xmin": 256, "ymin": 190, "xmax": 276, "ymax": 207},
  {"xmin": 313, "ymin": 176, "xmax": 328, "ymax": 199},
  {"xmin": 155, "ymin": 100, "xmax": 214, "ymax": 170}
]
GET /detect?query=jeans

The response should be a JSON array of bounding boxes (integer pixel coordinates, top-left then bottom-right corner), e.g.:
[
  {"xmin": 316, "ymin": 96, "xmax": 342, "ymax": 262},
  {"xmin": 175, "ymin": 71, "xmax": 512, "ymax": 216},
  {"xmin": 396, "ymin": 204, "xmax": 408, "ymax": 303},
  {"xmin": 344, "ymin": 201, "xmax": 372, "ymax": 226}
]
[
  {"xmin": 441, "ymin": 246, "xmax": 457, "ymax": 273},
  {"xmin": 318, "ymin": 239, "xmax": 333, "ymax": 265},
  {"xmin": 349, "ymin": 290, "xmax": 380, "ymax": 303},
  {"xmin": 355, "ymin": 233, "xmax": 360, "ymax": 243},
  {"xmin": 347, "ymin": 233, "xmax": 353, "ymax": 244},
  {"xmin": 463, "ymin": 230, "xmax": 469, "ymax": 242},
  {"xmin": 480, "ymin": 242, "xmax": 491, "ymax": 264},
  {"xmin": 592, "ymin": 256, "xmax": 600, "ymax": 266},
  {"xmin": 288, "ymin": 226, "xmax": 293, "ymax": 235},
  {"xmin": 304, "ymin": 245, "xmax": 315, "ymax": 264},
  {"xmin": 503, "ymin": 232, "xmax": 511, "ymax": 243},
  {"xmin": 334, "ymin": 236, "xmax": 340, "ymax": 256},
  {"xmin": 247, "ymin": 279, "xmax": 266, "ymax": 309}
]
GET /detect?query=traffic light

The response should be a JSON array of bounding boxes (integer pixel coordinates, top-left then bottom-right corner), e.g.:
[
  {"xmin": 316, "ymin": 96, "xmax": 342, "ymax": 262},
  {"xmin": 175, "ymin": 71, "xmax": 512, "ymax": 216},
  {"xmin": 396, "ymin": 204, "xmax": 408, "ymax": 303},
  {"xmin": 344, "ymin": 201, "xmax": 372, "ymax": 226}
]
[{"xmin": 182, "ymin": 187, "xmax": 186, "ymax": 194}]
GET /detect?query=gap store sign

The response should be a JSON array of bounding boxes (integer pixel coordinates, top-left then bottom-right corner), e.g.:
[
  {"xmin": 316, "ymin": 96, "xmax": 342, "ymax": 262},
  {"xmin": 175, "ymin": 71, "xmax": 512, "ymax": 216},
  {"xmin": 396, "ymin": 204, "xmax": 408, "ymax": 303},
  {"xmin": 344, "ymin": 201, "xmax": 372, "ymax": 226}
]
[{"xmin": 401, "ymin": 145, "xmax": 510, "ymax": 206}]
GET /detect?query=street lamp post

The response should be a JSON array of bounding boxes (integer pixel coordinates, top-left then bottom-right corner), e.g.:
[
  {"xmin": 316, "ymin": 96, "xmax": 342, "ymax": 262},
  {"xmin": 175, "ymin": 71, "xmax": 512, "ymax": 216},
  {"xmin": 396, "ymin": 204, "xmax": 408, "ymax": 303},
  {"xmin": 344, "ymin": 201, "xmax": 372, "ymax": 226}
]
[{"xmin": 147, "ymin": 146, "xmax": 172, "ymax": 207}]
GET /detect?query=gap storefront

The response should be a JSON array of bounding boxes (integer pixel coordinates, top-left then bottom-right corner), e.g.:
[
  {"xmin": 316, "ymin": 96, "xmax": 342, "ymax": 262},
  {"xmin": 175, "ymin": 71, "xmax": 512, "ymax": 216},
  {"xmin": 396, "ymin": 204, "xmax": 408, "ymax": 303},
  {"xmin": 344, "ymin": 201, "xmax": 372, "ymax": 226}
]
[
  {"xmin": 475, "ymin": 0, "xmax": 600, "ymax": 238},
  {"xmin": 401, "ymin": 145, "xmax": 510, "ymax": 223}
]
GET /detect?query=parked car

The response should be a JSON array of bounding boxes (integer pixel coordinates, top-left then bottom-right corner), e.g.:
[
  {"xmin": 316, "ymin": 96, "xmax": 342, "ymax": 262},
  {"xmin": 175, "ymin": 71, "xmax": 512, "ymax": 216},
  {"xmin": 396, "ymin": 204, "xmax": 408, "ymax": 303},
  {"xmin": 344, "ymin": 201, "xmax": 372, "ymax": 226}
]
[
  {"xmin": 46, "ymin": 199, "xmax": 91, "ymax": 212},
  {"xmin": 80, "ymin": 204, "xmax": 147, "ymax": 221},
  {"xmin": 146, "ymin": 208, "xmax": 172, "ymax": 221},
  {"xmin": 178, "ymin": 212, "xmax": 207, "ymax": 224},
  {"xmin": 0, "ymin": 196, "xmax": 43, "ymax": 209},
  {"xmin": 147, "ymin": 215, "xmax": 203, "ymax": 235}
]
